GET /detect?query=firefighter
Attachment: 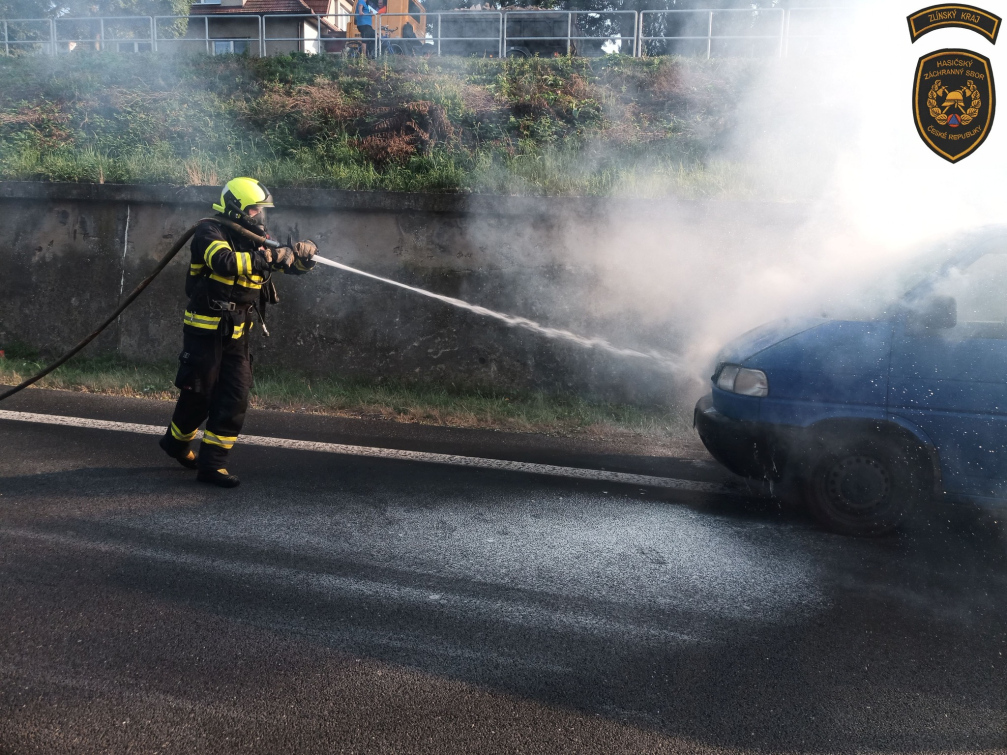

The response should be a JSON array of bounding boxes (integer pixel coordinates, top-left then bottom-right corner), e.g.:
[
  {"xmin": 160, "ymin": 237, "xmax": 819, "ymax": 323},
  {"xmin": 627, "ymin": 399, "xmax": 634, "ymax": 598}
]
[{"xmin": 158, "ymin": 177, "xmax": 316, "ymax": 487}]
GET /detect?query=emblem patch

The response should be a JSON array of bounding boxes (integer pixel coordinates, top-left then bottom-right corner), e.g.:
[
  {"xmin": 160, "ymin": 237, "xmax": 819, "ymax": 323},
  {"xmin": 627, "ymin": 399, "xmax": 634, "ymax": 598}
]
[
  {"xmin": 907, "ymin": 4, "xmax": 1001, "ymax": 44},
  {"xmin": 913, "ymin": 48, "xmax": 995, "ymax": 163}
]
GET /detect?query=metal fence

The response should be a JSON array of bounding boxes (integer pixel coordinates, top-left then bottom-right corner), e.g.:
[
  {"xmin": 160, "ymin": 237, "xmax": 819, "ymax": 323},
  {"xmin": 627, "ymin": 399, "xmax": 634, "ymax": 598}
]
[
  {"xmin": 640, "ymin": 8, "xmax": 784, "ymax": 58},
  {"xmin": 1, "ymin": 8, "xmax": 838, "ymax": 59}
]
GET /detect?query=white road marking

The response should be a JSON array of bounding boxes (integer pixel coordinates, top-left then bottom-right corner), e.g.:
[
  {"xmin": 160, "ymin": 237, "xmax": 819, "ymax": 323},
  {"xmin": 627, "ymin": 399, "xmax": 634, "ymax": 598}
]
[{"xmin": 0, "ymin": 409, "xmax": 744, "ymax": 496}]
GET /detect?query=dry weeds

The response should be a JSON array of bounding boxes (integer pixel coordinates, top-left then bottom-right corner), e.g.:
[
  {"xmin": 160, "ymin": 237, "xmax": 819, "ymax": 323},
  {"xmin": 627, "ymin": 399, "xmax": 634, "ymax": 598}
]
[
  {"xmin": 251, "ymin": 81, "xmax": 364, "ymax": 133},
  {"xmin": 355, "ymin": 101, "xmax": 454, "ymax": 165},
  {"xmin": 185, "ymin": 160, "xmax": 219, "ymax": 186}
]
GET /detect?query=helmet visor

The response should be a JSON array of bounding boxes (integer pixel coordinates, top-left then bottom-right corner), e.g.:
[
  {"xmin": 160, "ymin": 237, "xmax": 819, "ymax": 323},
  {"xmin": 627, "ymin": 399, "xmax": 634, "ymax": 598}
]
[{"xmin": 245, "ymin": 205, "xmax": 268, "ymax": 226}]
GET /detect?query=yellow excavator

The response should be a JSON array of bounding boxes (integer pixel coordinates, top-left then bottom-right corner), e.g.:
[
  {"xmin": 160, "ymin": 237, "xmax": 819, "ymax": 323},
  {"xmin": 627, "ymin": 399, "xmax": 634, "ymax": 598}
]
[{"xmin": 322, "ymin": 0, "xmax": 425, "ymax": 54}]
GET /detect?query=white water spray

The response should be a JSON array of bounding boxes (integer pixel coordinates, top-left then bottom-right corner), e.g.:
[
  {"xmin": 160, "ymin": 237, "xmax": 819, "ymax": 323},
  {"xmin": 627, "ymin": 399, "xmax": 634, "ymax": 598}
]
[{"xmin": 312, "ymin": 255, "xmax": 686, "ymax": 376}]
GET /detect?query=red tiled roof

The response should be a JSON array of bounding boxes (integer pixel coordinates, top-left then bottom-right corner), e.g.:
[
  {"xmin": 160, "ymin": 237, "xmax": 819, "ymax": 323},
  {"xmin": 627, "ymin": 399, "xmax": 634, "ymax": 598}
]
[
  {"xmin": 302, "ymin": 0, "xmax": 331, "ymax": 14},
  {"xmin": 190, "ymin": 0, "xmax": 314, "ymax": 15}
]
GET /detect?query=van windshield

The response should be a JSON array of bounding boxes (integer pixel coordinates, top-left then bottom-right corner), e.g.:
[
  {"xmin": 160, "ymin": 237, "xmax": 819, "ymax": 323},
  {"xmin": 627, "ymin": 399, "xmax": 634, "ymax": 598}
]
[
  {"xmin": 928, "ymin": 250, "xmax": 1007, "ymax": 326},
  {"xmin": 901, "ymin": 226, "xmax": 1007, "ymax": 302}
]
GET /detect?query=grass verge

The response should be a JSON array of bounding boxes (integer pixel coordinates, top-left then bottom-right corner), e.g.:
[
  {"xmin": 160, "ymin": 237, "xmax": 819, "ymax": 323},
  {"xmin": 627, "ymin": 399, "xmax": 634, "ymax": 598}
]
[
  {"xmin": 0, "ymin": 352, "xmax": 692, "ymax": 441},
  {"xmin": 0, "ymin": 53, "xmax": 759, "ymax": 198}
]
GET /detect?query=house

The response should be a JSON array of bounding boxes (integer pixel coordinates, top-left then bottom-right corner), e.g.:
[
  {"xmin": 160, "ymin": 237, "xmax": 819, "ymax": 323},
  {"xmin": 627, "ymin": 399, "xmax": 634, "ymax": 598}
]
[
  {"xmin": 183, "ymin": 0, "xmax": 350, "ymax": 55},
  {"xmin": 170, "ymin": 0, "xmax": 424, "ymax": 55}
]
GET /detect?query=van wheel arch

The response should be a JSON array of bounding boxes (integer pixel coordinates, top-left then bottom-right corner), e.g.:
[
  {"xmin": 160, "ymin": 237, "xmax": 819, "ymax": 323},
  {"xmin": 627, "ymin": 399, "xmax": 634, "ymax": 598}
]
[
  {"xmin": 795, "ymin": 420, "xmax": 939, "ymax": 489},
  {"xmin": 788, "ymin": 420, "xmax": 938, "ymax": 536}
]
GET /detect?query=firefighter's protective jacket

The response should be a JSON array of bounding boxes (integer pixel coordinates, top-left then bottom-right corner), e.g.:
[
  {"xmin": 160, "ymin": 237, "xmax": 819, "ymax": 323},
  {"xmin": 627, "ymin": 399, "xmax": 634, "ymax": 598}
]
[
  {"xmin": 182, "ymin": 216, "xmax": 314, "ymax": 339},
  {"xmin": 182, "ymin": 218, "xmax": 269, "ymax": 339}
]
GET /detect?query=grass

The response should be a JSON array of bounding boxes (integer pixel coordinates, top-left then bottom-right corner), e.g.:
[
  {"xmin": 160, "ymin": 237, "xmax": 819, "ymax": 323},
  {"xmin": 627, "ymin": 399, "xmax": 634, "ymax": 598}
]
[
  {"xmin": 0, "ymin": 52, "xmax": 760, "ymax": 198},
  {"xmin": 0, "ymin": 350, "xmax": 692, "ymax": 440}
]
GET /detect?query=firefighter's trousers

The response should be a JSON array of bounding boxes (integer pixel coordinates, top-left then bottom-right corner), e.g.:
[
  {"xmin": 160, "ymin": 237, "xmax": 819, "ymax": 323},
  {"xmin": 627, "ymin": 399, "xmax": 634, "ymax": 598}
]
[{"xmin": 162, "ymin": 325, "xmax": 252, "ymax": 470}]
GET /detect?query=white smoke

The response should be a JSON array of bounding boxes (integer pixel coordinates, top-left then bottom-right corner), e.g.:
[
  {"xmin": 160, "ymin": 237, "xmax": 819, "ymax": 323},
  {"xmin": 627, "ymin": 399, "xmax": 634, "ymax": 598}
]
[
  {"xmin": 527, "ymin": 1, "xmax": 1007, "ymax": 400},
  {"xmin": 690, "ymin": 1, "xmax": 1007, "ymax": 363}
]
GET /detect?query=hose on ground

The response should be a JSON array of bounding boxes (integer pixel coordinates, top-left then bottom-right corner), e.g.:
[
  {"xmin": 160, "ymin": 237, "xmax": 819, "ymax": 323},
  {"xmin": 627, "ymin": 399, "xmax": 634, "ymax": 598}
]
[{"xmin": 0, "ymin": 216, "xmax": 276, "ymax": 404}]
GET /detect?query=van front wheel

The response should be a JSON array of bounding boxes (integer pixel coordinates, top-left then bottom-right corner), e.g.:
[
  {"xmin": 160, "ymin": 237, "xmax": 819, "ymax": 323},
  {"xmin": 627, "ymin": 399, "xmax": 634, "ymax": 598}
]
[{"xmin": 805, "ymin": 438, "xmax": 922, "ymax": 536}]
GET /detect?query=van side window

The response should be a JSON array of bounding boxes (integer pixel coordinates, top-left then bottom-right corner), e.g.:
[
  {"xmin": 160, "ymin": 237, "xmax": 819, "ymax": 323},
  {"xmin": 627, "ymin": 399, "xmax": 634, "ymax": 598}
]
[{"xmin": 936, "ymin": 252, "xmax": 1007, "ymax": 326}]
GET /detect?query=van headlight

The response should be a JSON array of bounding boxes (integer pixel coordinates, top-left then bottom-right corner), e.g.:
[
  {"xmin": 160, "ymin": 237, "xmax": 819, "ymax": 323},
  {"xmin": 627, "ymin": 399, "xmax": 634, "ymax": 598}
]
[{"xmin": 715, "ymin": 364, "xmax": 769, "ymax": 397}]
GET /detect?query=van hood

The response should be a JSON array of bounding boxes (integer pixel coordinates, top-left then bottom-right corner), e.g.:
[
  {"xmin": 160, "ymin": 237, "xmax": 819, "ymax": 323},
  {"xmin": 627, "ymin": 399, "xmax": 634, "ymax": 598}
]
[{"xmin": 715, "ymin": 318, "xmax": 825, "ymax": 366}]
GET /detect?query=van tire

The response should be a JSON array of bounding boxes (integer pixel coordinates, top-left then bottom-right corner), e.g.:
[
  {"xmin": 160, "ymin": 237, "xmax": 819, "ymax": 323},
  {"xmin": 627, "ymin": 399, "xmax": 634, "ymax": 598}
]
[{"xmin": 804, "ymin": 437, "xmax": 922, "ymax": 536}]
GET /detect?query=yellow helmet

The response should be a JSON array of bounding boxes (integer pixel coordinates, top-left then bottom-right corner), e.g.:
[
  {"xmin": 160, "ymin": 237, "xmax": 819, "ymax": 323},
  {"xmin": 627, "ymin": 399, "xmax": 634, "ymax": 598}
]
[{"xmin": 212, "ymin": 177, "xmax": 274, "ymax": 224}]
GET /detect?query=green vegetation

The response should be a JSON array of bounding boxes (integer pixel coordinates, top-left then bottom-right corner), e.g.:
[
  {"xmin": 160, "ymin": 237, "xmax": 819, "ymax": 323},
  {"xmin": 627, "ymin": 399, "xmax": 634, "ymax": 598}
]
[
  {"xmin": 0, "ymin": 347, "xmax": 691, "ymax": 439},
  {"xmin": 0, "ymin": 52, "xmax": 758, "ymax": 197}
]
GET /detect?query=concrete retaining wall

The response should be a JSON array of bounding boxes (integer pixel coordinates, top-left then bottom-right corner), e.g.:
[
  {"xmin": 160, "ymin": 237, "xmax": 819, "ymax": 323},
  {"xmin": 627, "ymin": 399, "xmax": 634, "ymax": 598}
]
[{"xmin": 0, "ymin": 182, "xmax": 811, "ymax": 404}]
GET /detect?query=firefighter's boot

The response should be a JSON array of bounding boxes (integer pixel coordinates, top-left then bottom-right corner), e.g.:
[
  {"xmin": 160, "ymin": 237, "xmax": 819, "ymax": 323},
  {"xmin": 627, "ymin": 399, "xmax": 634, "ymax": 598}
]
[
  {"xmin": 197, "ymin": 468, "xmax": 241, "ymax": 488},
  {"xmin": 159, "ymin": 433, "xmax": 198, "ymax": 470}
]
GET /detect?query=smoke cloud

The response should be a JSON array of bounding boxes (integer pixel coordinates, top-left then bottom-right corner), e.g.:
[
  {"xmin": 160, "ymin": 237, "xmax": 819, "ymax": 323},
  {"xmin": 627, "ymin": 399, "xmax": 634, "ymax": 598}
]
[{"xmin": 469, "ymin": 1, "xmax": 1007, "ymax": 406}]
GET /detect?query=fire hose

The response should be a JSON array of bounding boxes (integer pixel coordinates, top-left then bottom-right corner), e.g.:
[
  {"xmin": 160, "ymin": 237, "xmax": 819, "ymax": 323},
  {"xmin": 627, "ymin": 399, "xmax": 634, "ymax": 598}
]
[{"xmin": 0, "ymin": 217, "xmax": 682, "ymax": 404}]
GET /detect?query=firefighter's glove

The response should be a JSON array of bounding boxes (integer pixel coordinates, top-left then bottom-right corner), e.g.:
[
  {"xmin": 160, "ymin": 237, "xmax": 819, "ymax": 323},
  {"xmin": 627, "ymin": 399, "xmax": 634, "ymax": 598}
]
[
  {"xmin": 250, "ymin": 248, "xmax": 280, "ymax": 274},
  {"xmin": 268, "ymin": 246, "xmax": 296, "ymax": 271},
  {"xmin": 293, "ymin": 240, "xmax": 317, "ymax": 272}
]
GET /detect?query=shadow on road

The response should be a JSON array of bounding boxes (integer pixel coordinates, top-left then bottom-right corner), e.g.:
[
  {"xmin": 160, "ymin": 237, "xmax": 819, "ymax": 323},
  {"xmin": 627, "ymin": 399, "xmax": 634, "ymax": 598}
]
[{"xmin": 2, "ymin": 451, "xmax": 1006, "ymax": 753}]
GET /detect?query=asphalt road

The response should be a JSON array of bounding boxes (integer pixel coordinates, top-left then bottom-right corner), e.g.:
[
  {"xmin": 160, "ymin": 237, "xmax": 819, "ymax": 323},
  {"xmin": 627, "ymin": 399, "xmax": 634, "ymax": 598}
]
[{"xmin": 1, "ymin": 391, "xmax": 1005, "ymax": 754}]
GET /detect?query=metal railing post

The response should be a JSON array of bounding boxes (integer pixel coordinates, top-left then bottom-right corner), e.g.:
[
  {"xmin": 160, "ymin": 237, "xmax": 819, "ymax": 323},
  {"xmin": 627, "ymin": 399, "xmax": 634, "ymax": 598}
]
[
  {"xmin": 3, "ymin": 20, "xmax": 8, "ymax": 56},
  {"xmin": 260, "ymin": 14, "xmax": 265, "ymax": 56},
  {"xmin": 205, "ymin": 15, "xmax": 209, "ymax": 54},
  {"xmin": 437, "ymin": 12, "xmax": 441, "ymax": 56},
  {"xmin": 566, "ymin": 11, "xmax": 571, "ymax": 56},
  {"xmin": 150, "ymin": 16, "xmax": 156, "ymax": 52},
  {"xmin": 99, "ymin": 17, "xmax": 104, "ymax": 51},
  {"xmin": 633, "ymin": 10, "xmax": 639, "ymax": 57},
  {"xmin": 50, "ymin": 17, "xmax": 55, "ymax": 54},
  {"xmin": 777, "ymin": 7, "xmax": 784, "ymax": 57},
  {"xmin": 782, "ymin": 9, "xmax": 790, "ymax": 58},
  {"xmin": 500, "ymin": 11, "xmax": 505, "ymax": 58},
  {"xmin": 706, "ymin": 10, "xmax": 712, "ymax": 59}
]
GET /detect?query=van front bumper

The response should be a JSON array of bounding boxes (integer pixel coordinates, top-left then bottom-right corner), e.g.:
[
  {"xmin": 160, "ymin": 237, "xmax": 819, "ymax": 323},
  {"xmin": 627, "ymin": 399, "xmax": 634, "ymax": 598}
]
[{"xmin": 694, "ymin": 394, "xmax": 786, "ymax": 480}]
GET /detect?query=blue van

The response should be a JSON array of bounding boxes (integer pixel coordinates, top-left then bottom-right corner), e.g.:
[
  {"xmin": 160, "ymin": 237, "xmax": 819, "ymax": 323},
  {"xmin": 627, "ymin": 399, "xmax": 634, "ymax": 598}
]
[{"xmin": 695, "ymin": 229, "xmax": 1007, "ymax": 536}]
